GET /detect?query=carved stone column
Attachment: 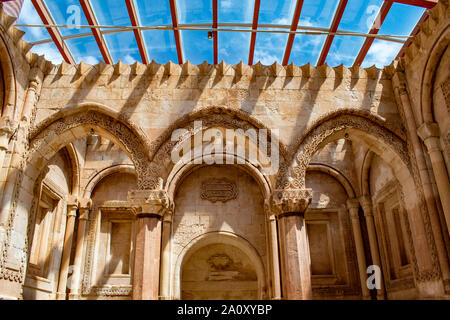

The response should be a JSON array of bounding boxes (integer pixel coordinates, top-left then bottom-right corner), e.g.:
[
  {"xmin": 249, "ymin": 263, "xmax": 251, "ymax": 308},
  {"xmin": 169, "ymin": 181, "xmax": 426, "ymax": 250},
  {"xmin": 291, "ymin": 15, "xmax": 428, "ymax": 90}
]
[
  {"xmin": 69, "ymin": 199, "xmax": 92, "ymax": 300},
  {"xmin": 56, "ymin": 197, "xmax": 78, "ymax": 300},
  {"xmin": 128, "ymin": 190, "xmax": 170, "ymax": 300},
  {"xmin": 360, "ymin": 196, "xmax": 385, "ymax": 299},
  {"xmin": 347, "ymin": 198, "xmax": 370, "ymax": 299},
  {"xmin": 417, "ymin": 122, "xmax": 450, "ymax": 233},
  {"xmin": 271, "ymin": 189, "xmax": 312, "ymax": 300}
]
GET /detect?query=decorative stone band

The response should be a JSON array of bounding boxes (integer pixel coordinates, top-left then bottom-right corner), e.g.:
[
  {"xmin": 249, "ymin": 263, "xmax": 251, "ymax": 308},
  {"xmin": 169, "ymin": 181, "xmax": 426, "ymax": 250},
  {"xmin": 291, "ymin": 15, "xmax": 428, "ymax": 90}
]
[
  {"xmin": 128, "ymin": 189, "xmax": 172, "ymax": 218},
  {"xmin": 270, "ymin": 189, "xmax": 313, "ymax": 218}
]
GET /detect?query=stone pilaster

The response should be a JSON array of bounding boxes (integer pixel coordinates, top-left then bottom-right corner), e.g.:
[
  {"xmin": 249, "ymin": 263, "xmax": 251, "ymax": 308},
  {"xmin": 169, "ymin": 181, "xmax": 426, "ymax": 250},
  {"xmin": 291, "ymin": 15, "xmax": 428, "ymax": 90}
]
[
  {"xmin": 271, "ymin": 189, "xmax": 312, "ymax": 300},
  {"xmin": 0, "ymin": 116, "xmax": 14, "ymax": 176},
  {"xmin": 128, "ymin": 190, "xmax": 171, "ymax": 300},
  {"xmin": 346, "ymin": 198, "xmax": 370, "ymax": 299}
]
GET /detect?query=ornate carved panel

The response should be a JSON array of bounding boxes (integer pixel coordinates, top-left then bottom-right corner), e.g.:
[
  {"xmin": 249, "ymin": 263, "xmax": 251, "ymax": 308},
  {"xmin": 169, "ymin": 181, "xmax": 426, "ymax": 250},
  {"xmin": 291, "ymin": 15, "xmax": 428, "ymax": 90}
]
[{"xmin": 200, "ymin": 178, "xmax": 238, "ymax": 203}]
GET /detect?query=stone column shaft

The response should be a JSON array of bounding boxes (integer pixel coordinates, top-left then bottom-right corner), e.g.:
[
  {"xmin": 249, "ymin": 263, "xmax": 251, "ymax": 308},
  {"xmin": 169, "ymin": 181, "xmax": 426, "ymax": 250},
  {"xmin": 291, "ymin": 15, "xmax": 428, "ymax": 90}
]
[
  {"xmin": 56, "ymin": 200, "xmax": 78, "ymax": 300},
  {"xmin": 268, "ymin": 214, "xmax": 282, "ymax": 299},
  {"xmin": 347, "ymin": 199, "xmax": 370, "ymax": 299},
  {"xmin": 69, "ymin": 200, "xmax": 91, "ymax": 299},
  {"xmin": 271, "ymin": 189, "xmax": 312, "ymax": 300},
  {"xmin": 129, "ymin": 190, "xmax": 170, "ymax": 300},
  {"xmin": 159, "ymin": 213, "xmax": 172, "ymax": 300},
  {"xmin": 360, "ymin": 197, "xmax": 385, "ymax": 299}
]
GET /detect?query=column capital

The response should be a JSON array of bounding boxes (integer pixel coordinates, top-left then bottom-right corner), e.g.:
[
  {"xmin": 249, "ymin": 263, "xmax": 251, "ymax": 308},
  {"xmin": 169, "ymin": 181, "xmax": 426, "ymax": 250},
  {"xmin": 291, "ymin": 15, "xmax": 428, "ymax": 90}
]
[
  {"xmin": 78, "ymin": 198, "xmax": 92, "ymax": 220},
  {"xmin": 66, "ymin": 197, "xmax": 79, "ymax": 217},
  {"xmin": 417, "ymin": 122, "xmax": 440, "ymax": 141},
  {"xmin": 270, "ymin": 189, "xmax": 312, "ymax": 218},
  {"xmin": 346, "ymin": 198, "xmax": 360, "ymax": 210},
  {"xmin": 128, "ymin": 189, "xmax": 172, "ymax": 218},
  {"xmin": 359, "ymin": 196, "xmax": 373, "ymax": 216}
]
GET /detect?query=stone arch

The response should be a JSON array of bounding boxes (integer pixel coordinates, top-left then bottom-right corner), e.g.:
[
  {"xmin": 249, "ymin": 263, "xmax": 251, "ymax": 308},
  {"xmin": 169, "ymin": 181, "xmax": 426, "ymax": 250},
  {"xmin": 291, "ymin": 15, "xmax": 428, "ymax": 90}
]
[
  {"xmin": 83, "ymin": 164, "xmax": 136, "ymax": 198},
  {"xmin": 420, "ymin": 24, "xmax": 450, "ymax": 124},
  {"xmin": 307, "ymin": 164, "xmax": 356, "ymax": 198},
  {"xmin": 146, "ymin": 106, "xmax": 288, "ymax": 190},
  {"xmin": 0, "ymin": 31, "xmax": 16, "ymax": 118},
  {"xmin": 28, "ymin": 109, "xmax": 152, "ymax": 189},
  {"xmin": 278, "ymin": 112, "xmax": 409, "ymax": 190},
  {"xmin": 172, "ymin": 231, "xmax": 267, "ymax": 300}
]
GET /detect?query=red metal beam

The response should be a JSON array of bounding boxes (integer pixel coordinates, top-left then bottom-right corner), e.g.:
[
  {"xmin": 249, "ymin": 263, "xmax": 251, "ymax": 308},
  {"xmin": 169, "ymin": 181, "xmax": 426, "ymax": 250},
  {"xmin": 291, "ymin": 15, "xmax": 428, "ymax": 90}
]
[
  {"xmin": 213, "ymin": 0, "xmax": 218, "ymax": 64},
  {"xmin": 353, "ymin": 0, "xmax": 393, "ymax": 67},
  {"xmin": 169, "ymin": 0, "xmax": 183, "ymax": 64},
  {"xmin": 31, "ymin": 0, "xmax": 75, "ymax": 64},
  {"xmin": 317, "ymin": 0, "xmax": 348, "ymax": 66},
  {"xmin": 248, "ymin": 0, "xmax": 261, "ymax": 65},
  {"xmin": 125, "ymin": 0, "xmax": 149, "ymax": 64},
  {"xmin": 282, "ymin": 0, "xmax": 305, "ymax": 66},
  {"xmin": 79, "ymin": 0, "xmax": 113, "ymax": 64},
  {"xmin": 392, "ymin": 0, "xmax": 438, "ymax": 9}
]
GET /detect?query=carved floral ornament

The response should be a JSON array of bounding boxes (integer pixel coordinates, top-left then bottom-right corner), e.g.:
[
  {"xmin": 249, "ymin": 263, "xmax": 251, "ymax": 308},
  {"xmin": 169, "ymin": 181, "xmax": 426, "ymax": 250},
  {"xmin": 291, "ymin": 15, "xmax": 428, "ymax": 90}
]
[{"xmin": 270, "ymin": 189, "xmax": 313, "ymax": 217}]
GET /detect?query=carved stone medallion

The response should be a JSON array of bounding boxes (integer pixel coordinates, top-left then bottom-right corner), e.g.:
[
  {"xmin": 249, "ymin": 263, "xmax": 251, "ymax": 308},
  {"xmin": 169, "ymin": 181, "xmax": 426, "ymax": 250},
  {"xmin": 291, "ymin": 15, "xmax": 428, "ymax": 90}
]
[{"xmin": 201, "ymin": 178, "xmax": 238, "ymax": 203}]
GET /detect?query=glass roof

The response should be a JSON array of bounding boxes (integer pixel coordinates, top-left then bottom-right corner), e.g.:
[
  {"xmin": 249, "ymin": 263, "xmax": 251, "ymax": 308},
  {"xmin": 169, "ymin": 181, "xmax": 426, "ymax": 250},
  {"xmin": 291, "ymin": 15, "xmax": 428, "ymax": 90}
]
[{"xmin": 14, "ymin": 0, "xmax": 431, "ymax": 68}]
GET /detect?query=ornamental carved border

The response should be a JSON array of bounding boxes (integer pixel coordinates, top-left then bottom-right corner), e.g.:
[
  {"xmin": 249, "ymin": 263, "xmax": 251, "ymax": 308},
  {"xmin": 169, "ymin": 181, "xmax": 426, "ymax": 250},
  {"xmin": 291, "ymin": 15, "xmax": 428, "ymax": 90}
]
[
  {"xmin": 28, "ymin": 111, "xmax": 153, "ymax": 189},
  {"xmin": 277, "ymin": 114, "xmax": 410, "ymax": 190}
]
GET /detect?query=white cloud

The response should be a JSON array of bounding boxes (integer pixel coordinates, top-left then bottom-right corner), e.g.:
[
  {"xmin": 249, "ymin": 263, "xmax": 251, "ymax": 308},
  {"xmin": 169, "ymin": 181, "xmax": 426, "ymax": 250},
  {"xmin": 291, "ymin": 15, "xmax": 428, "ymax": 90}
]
[
  {"xmin": 361, "ymin": 41, "xmax": 402, "ymax": 68},
  {"xmin": 253, "ymin": 50, "xmax": 281, "ymax": 65},
  {"xmin": 16, "ymin": 0, "xmax": 46, "ymax": 39},
  {"xmin": 123, "ymin": 54, "xmax": 136, "ymax": 65},
  {"xmin": 31, "ymin": 43, "xmax": 63, "ymax": 64},
  {"xmin": 81, "ymin": 56, "xmax": 100, "ymax": 65},
  {"xmin": 221, "ymin": 0, "xmax": 233, "ymax": 9}
]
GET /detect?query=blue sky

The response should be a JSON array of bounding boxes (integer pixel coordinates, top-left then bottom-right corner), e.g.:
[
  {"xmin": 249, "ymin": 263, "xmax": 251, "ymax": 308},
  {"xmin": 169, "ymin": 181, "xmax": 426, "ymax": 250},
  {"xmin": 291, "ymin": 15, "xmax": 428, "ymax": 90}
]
[{"xmin": 16, "ymin": 0, "xmax": 426, "ymax": 68}]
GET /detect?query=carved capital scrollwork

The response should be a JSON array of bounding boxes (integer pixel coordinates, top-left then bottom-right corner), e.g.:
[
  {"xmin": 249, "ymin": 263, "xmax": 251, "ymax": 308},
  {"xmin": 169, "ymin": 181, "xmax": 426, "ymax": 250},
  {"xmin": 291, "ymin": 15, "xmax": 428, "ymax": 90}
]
[
  {"xmin": 270, "ymin": 189, "xmax": 312, "ymax": 217},
  {"xmin": 128, "ymin": 189, "xmax": 172, "ymax": 218}
]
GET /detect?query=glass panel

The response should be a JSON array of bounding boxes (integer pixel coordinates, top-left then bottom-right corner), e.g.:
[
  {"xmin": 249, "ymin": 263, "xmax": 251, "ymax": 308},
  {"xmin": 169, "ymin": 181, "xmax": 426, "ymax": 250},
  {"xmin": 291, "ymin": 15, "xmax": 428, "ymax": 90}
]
[
  {"xmin": 16, "ymin": 0, "xmax": 49, "ymax": 42},
  {"xmin": 134, "ymin": 0, "xmax": 172, "ymax": 26},
  {"xmin": 44, "ymin": 0, "xmax": 91, "ymax": 36},
  {"xmin": 339, "ymin": 0, "xmax": 384, "ymax": 33},
  {"xmin": 219, "ymin": 30, "xmax": 250, "ymax": 65},
  {"xmin": 378, "ymin": 3, "xmax": 426, "ymax": 36},
  {"xmin": 103, "ymin": 31, "xmax": 141, "ymax": 64},
  {"xmin": 143, "ymin": 30, "xmax": 178, "ymax": 64},
  {"xmin": 177, "ymin": 0, "xmax": 212, "ymax": 24},
  {"xmin": 219, "ymin": 0, "xmax": 253, "ymax": 24},
  {"xmin": 31, "ymin": 42, "xmax": 64, "ymax": 64},
  {"xmin": 289, "ymin": 34, "xmax": 326, "ymax": 66},
  {"xmin": 181, "ymin": 30, "xmax": 213, "ymax": 65},
  {"xmin": 361, "ymin": 39, "xmax": 402, "ymax": 68},
  {"xmin": 90, "ymin": 0, "xmax": 130, "ymax": 27},
  {"xmin": 258, "ymin": 0, "xmax": 296, "ymax": 25},
  {"xmin": 326, "ymin": 35, "xmax": 365, "ymax": 67},
  {"xmin": 253, "ymin": 31, "xmax": 287, "ymax": 65},
  {"xmin": 65, "ymin": 36, "xmax": 103, "ymax": 64},
  {"xmin": 299, "ymin": 0, "xmax": 339, "ymax": 29}
]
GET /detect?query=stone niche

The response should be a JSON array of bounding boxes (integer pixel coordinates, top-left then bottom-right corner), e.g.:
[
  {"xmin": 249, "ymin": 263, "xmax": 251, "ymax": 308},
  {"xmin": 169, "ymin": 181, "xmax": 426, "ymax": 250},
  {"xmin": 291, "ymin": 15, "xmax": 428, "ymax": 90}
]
[
  {"xmin": 181, "ymin": 243, "xmax": 258, "ymax": 300},
  {"xmin": 172, "ymin": 164, "xmax": 267, "ymax": 299}
]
